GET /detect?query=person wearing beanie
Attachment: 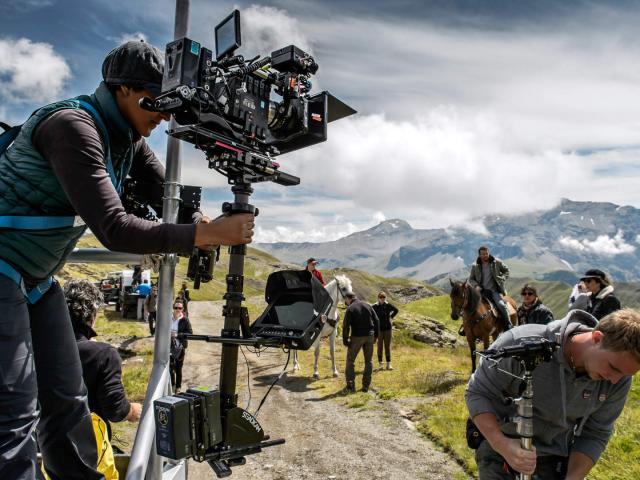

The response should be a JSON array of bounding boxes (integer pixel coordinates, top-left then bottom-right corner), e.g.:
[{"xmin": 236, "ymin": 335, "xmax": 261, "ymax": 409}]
[
  {"xmin": 581, "ymin": 269, "xmax": 621, "ymax": 320},
  {"xmin": 0, "ymin": 40, "xmax": 254, "ymax": 479}
]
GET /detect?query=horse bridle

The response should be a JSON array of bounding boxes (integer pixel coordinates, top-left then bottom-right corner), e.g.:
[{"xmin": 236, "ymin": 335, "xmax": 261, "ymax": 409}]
[
  {"xmin": 454, "ymin": 283, "xmax": 491, "ymax": 327},
  {"xmin": 326, "ymin": 276, "xmax": 348, "ymax": 328},
  {"xmin": 452, "ymin": 284, "xmax": 469, "ymax": 318}
]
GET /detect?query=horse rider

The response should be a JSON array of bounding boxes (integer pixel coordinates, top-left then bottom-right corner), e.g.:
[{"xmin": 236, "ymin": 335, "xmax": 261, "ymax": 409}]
[
  {"xmin": 467, "ymin": 246, "xmax": 513, "ymax": 331},
  {"xmin": 516, "ymin": 283, "xmax": 554, "ymax": 325},
  {"xmin": 306, "ymin": 257, "xmax": 325, "ymax": 285},
  {"xmin": 581, "ymin": 269, "xmax": 621, "ymax": 321}
]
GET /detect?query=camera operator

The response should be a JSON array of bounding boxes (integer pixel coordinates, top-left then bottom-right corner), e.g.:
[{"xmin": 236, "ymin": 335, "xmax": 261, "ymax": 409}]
[
  {"xmin": 0, "ymin": 40, "xmax": 254, "ymax": 479},
  {"xmin": 466, "ymin": 308, "xmax": 640, "ymax": 479}
]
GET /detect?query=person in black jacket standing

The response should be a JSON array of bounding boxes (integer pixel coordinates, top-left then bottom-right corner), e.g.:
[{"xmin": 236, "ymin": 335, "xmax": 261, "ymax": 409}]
[
  {"xmin": 516, "ymin": 284, "xmax": 554, "ymax": 326},
  {"xmin": 343, "ymin": 291, "xmax": 380, "ymax": 393},
  {"xmin": 372, "ymin": 291, "xmax": 399, "ymax": 370},
  {"xmin": 170, "ymin": 300, "xmax": 193, "ymax": 393},
  {"xmin": 581, "ymin": 269, "xmax": 621, "ymax": 320},
  {"xmin": 64, "ymin": 280, "xmax": 142, "ymax": 438}
]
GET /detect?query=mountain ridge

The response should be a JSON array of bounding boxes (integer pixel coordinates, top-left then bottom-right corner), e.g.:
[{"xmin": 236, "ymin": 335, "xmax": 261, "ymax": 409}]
[{"xmin": 255, "ymin": 199, "xmax": 640, "ymax": 283}]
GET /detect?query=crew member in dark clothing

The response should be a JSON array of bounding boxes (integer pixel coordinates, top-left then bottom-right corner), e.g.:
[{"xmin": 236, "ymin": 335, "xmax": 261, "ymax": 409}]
[
  {"xmin": 170, "ymin": 300, "xmax": 193, "ymax": 393},
  {"xmin": 178, "ymin": 281, "xmax": 191, "ymax": 316},
  {"xmin": 343, "ymin": 291, "xmax": 380, "ymax": 393},
  {"xmin": 145, "ymin": 284, "xmax": 158, "ymax": 335},
  {"xmin": 64, "ymin": 279, "xmax": 142, "ymax": 439},
  {"xmin": 516, "ymin": 284, "xmax": 554, "ymax": 325},
  {"xmin": 0, "ymin": 40, "xmax": 254, "ymax": 479},
  {"xmin": 581, "ymin": 269, "xmax": 621, "ymax": 320},
  {"xmin": 372, "ymin": 291, "xmax": 399, "ymax": 370}
]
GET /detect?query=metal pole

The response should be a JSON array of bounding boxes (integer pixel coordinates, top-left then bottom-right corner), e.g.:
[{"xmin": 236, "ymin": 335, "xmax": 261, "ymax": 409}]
[
  {"xmin": 517, "ymin": 372, "xmax": 534, "ymax": 480},
  {"xmin": 126, "ymin": 1, "xmax": 190, "ymax": 479},
  {"xmin": 68, "ymin": 248, "xmax": 143, "ymax": 264}
]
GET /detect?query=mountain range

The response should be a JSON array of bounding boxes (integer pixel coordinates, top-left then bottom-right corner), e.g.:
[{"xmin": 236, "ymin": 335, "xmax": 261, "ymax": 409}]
[{"xmin": 255, "ymin": 199, "xmax": 640, "ymax": 286}]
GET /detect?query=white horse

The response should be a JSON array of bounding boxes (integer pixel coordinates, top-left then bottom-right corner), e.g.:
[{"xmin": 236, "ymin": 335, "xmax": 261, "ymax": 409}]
[{"xmin": 292, "ymin": 274, "xmax": 353, "ymax": 379}]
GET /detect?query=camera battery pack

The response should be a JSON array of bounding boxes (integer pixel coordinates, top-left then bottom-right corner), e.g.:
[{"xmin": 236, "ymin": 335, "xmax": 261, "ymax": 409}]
[
  {"xmin": 154, "ymin": 396, "xmax": 193, "ymax": 460},
  {"xmin": 187, "ymin": 386, "xmax": 223, "ymax": 447},
  {"xmin": 163, "ymin": 37, "xmax": 212, "ymax": 92}
]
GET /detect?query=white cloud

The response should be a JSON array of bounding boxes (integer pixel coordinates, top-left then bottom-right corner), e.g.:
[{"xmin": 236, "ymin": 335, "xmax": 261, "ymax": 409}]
[
  {"xmin": 241, "ymin": 5, "xmax": 315, "ymax": 57},
  {"xmin": 281, "ymin": 110, "xmax": 585, "ymax": 221},
  {"xmin": 559, "ymin": 230, "xmax": 635, "ymax": 256},
  {"xmin": 0, "ymin": 37, "xmax": 71, "ymax": 103},
  {"xmin": 372, "ymin": 211, "xmax": 386, "ymax": 223},
  {"xmin": 111, "ymin": 32, "xmax": 148, "ymax": 44}
]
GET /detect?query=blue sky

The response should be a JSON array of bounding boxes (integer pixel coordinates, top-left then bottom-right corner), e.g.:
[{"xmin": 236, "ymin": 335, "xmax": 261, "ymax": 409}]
[{"xmin": 3, "ymin": 0, "xmax": 640, "ymax": 242}]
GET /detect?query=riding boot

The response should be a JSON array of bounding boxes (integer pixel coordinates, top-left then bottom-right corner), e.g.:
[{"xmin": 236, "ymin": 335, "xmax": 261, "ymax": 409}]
[
  {"xmin": 493, "ymin": 296, "xmax": 513, "ymax": 331},
  {"xmin": 501, "ymin": 310, "xmax": 513, "ymax": 330}
]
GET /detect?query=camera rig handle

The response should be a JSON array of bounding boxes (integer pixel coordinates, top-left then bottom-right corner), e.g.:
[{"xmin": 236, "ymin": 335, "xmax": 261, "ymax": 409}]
[{"xmin": 481, "ymin": 336, "xmax": 560, "ymax": 480}]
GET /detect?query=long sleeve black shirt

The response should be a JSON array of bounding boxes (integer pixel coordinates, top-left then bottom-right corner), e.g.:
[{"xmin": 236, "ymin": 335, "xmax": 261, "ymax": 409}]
[
  {"xmin": 342, "ymin": 299, "xmax": 380, "ymax": 344},
  {"xmin": 75, "ymin": 331, "xmax": 130, "ymax": 437},
  {"xmin": 372, "ymin": 301, "xmax": 399, "ymax": 331},
  {"xmin": 33, "ymin": 109, "xmax": 196, "ymax": 253}
]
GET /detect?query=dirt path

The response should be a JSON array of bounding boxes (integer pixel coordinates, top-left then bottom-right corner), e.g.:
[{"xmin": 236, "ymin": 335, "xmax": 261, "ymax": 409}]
[{"xmin": 183, "ymin": 301, "xmax": 467, "ymax": 480}]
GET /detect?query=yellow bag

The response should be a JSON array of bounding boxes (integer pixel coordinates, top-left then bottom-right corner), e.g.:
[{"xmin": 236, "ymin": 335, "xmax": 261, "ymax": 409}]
[{"xmin": 41, "ymin": 412, "xmax": 118, "ymax": 480}]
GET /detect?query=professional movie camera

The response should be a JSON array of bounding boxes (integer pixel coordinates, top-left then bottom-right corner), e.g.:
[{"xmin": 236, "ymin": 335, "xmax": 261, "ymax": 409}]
[
  {"xmin": 144, "ymin": 9, "xmax": 355, "ymax": 186},
  {"xmin": 151, "ymin": 9, "xmax": 355, "ymax": 478}
]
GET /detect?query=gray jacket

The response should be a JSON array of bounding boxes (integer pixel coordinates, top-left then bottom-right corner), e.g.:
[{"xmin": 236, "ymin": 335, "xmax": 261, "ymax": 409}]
[
  {"xmin": 468, "ymin": 256, "xmax": 509, "ymax": 295},
  {"xmin": 465, "ymin": 310, "xmax": 632, "ymax": 463}
]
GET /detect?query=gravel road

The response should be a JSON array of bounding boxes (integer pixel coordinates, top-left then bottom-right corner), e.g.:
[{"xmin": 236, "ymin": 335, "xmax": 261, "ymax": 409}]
[{"xmin": 183, "ymin": 301, "xmax": 467, "ymax": 480}]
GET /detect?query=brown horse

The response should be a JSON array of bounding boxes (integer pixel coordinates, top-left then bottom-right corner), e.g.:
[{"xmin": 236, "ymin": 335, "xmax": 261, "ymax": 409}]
[{"xmin": 449, "ymin": 279, "xmax": 518, "ymax": 373}]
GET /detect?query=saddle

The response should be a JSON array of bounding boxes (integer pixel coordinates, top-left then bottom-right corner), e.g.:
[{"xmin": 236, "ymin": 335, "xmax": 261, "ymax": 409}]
[{"xmin": 481, "ymin": 292, "xmax": 515, "ymax": 322}]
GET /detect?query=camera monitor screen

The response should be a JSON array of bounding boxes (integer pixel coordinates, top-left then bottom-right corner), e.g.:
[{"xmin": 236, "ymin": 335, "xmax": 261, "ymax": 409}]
[
  {"xmin": 259, "ymin": 292, "xmax": 316, "ymax": 329},
  {"xmin": 215, "ymin": 9, "xmax": 241, "ymax": 60}
]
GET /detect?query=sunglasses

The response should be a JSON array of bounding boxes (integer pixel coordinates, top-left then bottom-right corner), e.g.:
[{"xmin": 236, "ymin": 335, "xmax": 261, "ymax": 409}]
[
  {"xmin": 173, "ymin": 306, "xmax": 183, "ymax": 310},
  {"xmin": 521, "ymin": 291, "xmax": 535, "ymax": 296}
]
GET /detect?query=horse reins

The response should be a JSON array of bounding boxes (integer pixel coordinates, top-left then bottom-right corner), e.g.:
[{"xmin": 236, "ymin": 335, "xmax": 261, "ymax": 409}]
[{"xmin": 326, "ymin": 276, "xmax": 347, "ymax": 328}]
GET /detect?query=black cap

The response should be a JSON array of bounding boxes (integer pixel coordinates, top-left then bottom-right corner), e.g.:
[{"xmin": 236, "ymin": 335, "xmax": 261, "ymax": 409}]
[
  {"xmin": 102, "ymin": 40, "xmax": 164, "ymax": 97},
  {"xmin": 306, "ymin": 257, "xmax": 318, "ymax": 264},
  {"xmin": 580, "ymin": 268, "xmax": 610, "ymax": 286}
]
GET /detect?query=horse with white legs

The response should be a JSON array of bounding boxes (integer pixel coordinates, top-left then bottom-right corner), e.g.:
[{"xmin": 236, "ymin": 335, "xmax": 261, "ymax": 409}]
[{"xmin": 292, "ymin": 274, "xmax": 353, "ymax": 379}]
